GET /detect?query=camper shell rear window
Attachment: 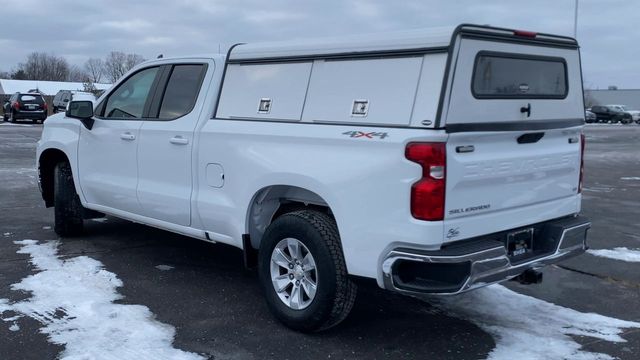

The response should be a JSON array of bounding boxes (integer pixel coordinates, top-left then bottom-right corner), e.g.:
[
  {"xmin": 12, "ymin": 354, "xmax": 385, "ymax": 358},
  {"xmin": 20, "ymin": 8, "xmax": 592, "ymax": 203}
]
[{"xmin": 471, "ymin": 51, "xmax": 568, "ymax": 99}]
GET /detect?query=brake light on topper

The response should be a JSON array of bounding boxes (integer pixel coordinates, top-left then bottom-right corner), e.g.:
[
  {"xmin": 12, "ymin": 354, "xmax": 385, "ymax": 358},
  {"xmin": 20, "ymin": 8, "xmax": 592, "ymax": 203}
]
[
  {"xmin": 405, "ymin": 142, "xmax": 446, "ymax": 221},
  {"xmin": 514, "ymin": 30, "xmax": 537, "ymax": 38}
]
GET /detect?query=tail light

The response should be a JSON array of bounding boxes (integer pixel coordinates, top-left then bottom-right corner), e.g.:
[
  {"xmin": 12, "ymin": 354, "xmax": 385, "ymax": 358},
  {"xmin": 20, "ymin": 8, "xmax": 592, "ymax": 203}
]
[
  {"xmin": 42, "ymin": 102, "xmax": 48, "ymax": 111},
  {"xmin": 405, "ymin": 142, "xmax": 446, "ymax": 221},
  {"xmin": 13, "ymin": 101, "xmax": 20, "ymax": 110},
  {"xmin": 578, "ymin": 133, "xmax": 585, "ymax": 193}
]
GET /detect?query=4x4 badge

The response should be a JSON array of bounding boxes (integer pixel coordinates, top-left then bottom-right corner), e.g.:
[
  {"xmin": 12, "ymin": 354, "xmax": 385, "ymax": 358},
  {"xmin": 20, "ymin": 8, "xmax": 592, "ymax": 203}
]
[{"xmin": 342, "ymin": 131, "xmax": 388, "ymax": 139}]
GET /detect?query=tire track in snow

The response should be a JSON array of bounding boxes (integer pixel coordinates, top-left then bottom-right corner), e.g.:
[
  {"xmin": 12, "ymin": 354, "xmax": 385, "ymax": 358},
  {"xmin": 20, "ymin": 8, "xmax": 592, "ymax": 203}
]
[{"xmin": 0, "ymin": 240, "xmax": 204, "ymax": 360}]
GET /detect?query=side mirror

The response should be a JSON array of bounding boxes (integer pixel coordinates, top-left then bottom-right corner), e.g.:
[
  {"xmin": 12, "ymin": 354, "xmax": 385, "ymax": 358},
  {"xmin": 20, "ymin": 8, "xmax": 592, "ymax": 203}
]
[{"xmin": 66, "ymin": 100, "xmax": 95, "ymax": 130}]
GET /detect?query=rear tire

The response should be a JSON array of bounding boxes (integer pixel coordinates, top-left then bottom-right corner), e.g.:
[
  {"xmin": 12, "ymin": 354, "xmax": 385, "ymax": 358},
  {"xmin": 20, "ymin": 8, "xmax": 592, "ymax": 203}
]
[
  {"xmin": 53, "ymin": 162, "xmax": 84, "ymax": 236},
  {"xmin": 258, "ymin": 210, "xmax": 356, "ymax": 332},
  {"xmin": 9, "ymin": 111, "xmax": 15, "ymax": 123}
]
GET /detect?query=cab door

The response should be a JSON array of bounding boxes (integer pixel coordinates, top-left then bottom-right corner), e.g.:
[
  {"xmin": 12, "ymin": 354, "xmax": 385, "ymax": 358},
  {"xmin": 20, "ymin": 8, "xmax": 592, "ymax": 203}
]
[
  {"xmin": 78, "ymin": 66, "xmax": 162, "ymax": 214},
  {"xmin": 136, "ymin": 61, "xmax": 212, "ymax": 226}
]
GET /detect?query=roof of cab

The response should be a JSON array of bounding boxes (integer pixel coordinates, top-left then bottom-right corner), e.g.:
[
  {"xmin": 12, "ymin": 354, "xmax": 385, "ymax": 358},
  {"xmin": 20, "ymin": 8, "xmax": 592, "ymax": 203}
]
[{"xmin": 228, "ymin": 24, "xmax": 578, "ymax": 63}]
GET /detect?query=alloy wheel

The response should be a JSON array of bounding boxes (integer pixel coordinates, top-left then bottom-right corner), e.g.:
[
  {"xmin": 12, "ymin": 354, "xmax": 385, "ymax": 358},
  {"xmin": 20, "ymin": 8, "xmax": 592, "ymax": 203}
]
[{"xmin": 270, "ymin": 237, "xmax": 318, "ymax": 310}]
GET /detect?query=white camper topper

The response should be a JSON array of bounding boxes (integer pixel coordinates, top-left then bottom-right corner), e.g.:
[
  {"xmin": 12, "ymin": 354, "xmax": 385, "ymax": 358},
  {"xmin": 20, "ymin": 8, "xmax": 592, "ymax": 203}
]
[{"xmin": 38, "ymin": 24, "xmax": 590, "ymax": 332}]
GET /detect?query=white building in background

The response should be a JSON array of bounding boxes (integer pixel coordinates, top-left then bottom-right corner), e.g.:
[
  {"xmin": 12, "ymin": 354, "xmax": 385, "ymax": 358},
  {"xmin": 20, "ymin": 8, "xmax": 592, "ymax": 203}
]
[
  {"xmin": 0, "ymin": 79, "xmax": 111, "ymax": 96},
  {"xmin": 585, "ymin": 89, "xmax": 640, "ymax": 109}
]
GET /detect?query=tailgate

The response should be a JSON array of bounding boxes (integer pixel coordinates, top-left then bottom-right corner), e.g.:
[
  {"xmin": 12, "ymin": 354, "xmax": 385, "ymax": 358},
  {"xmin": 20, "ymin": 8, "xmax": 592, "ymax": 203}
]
[
  {"xmin": 445, "ymin": 128, "xmax": 581, "ymax": 220},
  {"xmin": 440, "ymin": 29, "xmax": 584, "ymax": 240}
]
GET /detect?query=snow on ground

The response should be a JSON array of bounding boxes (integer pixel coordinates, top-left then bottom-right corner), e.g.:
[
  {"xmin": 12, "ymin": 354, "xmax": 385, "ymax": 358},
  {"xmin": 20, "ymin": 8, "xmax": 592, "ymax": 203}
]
[
  {"xmin": 155, "ymin": 265, "xmax": 175, "ymax": 271},
  {"xmin": 588, "ymin": 247, "xmax": 640, "ymax": 263},
  {"xmin": 0, "ymin": 123, "xmax": 34, "ymax": 127},
  {"xmin": 0, "ymin": 240, "xmax": 204, "ymax": 360},
  {"xmin": 434, "ymin": 285, "xmax": 640, "ymax": 360},
  {"xmin": 621, "ymin": 177, "xmax": 640, "ymax": 181}
]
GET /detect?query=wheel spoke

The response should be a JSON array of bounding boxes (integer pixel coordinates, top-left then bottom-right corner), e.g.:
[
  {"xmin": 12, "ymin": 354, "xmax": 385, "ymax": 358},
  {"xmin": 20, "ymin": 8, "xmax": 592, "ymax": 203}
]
[
  {"xmin": 273, "ymin": 274, "xmax": 291, "ymax": 293},
  {"xmin": 289, "ymin": 284, "xmax": 303, "ymax": 310},
  {"xmin": 301, "ymin": 252, "xmax": 316, "ymax": 271},
  {"xmin": 301, "ymin": 277, "xmax": 317, "ymax": 299},
  {"xmin": 287, "ymin": 238, "xmax": 303, "ymax": 261},
  {"xmin": 272, "ymin": 247, "xmax": 291, "ymax": 268}
]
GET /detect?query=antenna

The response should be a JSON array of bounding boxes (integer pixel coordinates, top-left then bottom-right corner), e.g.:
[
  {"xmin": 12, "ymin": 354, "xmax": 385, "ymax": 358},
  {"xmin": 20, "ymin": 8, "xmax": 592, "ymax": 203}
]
[{"xmin": 573, "ymin": 0, "xmax": 579, "ymax": 38}]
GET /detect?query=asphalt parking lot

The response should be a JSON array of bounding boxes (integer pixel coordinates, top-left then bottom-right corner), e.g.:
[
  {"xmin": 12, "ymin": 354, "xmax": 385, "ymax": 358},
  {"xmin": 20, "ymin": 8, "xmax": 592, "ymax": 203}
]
[{"xmin": 0, "ymin": 122, "xmax": 639, "ymax": 360}]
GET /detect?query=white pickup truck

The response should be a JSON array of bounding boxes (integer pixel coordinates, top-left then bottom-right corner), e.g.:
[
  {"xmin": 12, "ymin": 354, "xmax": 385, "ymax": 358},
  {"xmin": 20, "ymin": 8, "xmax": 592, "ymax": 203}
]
[{"xmin": 37, "ymin": 24, "xmax": 590, "ymax": 332}]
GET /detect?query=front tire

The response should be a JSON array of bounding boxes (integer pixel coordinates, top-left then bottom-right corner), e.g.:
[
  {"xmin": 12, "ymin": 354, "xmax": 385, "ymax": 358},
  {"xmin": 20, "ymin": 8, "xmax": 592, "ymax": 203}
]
[
  {"xmin": 258, "ymin": 210, "xmax": 356, "ymax": 332},
  {"xmin": 53, "ymin": 162, "xmax": 84, "ymax": 236}
]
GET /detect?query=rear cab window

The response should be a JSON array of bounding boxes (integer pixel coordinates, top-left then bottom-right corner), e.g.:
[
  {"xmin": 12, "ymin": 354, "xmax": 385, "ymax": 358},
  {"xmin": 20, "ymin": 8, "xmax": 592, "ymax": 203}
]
[
  {"xmin": 157, "ymin": 64, "xmax": 206, "ymax": 120},
  {"xmin": 472, "ymin": 52, "xmax": 567, "ymax": 99}
]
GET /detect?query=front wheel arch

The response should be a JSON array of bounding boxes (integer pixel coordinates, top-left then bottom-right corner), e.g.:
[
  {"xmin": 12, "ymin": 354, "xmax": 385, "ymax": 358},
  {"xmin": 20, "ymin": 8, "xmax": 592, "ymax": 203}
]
[{"xmin": 39, "ymin": 149, "xmax": 71, "ymax": 207}]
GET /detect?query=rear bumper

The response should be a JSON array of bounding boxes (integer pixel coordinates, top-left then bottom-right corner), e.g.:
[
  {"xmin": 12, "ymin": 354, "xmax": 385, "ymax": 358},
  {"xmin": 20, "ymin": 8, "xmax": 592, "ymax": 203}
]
[
  {"xmin": 381, "ymin": 215, "xmax": 590, "ymax": 295},
  {"xmin": 15, "ymin": 110, "xmax": 47, "ymax": 120}
]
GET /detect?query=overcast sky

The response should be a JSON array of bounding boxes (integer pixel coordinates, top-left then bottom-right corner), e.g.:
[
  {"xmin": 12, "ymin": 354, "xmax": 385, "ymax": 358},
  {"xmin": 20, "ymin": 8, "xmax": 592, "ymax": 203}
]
[{"xmin": 2, "ymin": 0, "xmax": 638, "ymax": 89}]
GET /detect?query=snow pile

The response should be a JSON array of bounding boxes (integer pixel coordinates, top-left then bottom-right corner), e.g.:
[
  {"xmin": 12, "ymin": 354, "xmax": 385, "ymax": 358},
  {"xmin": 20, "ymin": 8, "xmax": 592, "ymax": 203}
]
[
  {"xmin": 155, "ymin": 265, "xmax": 175, "ymax": 271},
  {"xmin": 434, "ymin": 285, "xmax": 640, "ymax": 360},
  {"xmin": 0, "ymin": 240, "xmax": 203, "ymax": 360},
  {"xmin": 588, "ymin": 247, "xmax": 640, "ymax": 263},
  {"xmin": 620, "ymin": 177, "xmax": 640, "ymax": 181}
]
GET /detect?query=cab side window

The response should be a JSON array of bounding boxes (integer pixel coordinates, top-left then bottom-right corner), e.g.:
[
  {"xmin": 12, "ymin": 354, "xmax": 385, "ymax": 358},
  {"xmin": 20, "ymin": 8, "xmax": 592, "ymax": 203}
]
[
  {"xmin": 157, "ymin": 64, "xmax": 206, "ymax": 119},
  {"xmin": 103, "ymin": 67, "xmax": 159, "ymax": 119}
]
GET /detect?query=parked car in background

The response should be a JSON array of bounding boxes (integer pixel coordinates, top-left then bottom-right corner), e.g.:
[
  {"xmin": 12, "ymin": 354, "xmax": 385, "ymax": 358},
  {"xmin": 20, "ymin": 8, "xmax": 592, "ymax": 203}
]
[
  {"xmin": 52, "ymin": 90, "xmax": 96, "ymax": 113},
  {"xmin": 585, "ymin": 109, "xmax": 597, "ymax": 123},
  {"xmin": 590, "ymin": 105, "xmax": 633, "ymax": 124},
  {"xmin": 3, "ymin": 92, "xmax": 48, "ymax": 123},
  {"xmin": 608, "ymin": 104, "xmax": 640, "ymax": 124}
]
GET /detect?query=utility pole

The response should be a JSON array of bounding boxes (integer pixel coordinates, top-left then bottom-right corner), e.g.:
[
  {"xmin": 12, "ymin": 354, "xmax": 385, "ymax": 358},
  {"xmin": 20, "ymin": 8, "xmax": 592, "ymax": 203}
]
[{"xmin": 573, "ymin": 0, "xmax": 579, "ymax": 38}]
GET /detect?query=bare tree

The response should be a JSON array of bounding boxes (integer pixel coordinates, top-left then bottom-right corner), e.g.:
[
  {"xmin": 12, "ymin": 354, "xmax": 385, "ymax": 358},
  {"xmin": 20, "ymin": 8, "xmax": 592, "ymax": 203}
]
[
  {"xmin": 125, "ymin": 54, "xmax": 146, "ymax": 71},
  {"xmin": 84, "ymin": 58, "xmax": 104, "ymax": 83},
  {"xmin": 103, "ymin": 51, "xmax": 146, "ymax": 83},
  {"xmin": 68, "ymin": 65, "xmax": 89, "ymax": 82},
  {"xmin": 17, "ymin": 52, "xmax": 69, "ymax": 81},
  {"xmin": 104, "ymin": 51, "xmax": 127, "ymax": 83},
  {"xmin": 11, "ymin": 69, "xmax": 27, "ymax": 80}
]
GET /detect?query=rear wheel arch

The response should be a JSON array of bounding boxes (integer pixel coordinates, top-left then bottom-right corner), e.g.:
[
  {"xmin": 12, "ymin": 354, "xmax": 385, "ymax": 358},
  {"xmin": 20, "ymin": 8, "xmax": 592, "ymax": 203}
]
[
  {"xmin": 246, "ymin": 185, "xmax": 337, "ymax": 251},
  {"xmin": 39, "ymin": 148, "xmax": 71, "ymax": 208}
]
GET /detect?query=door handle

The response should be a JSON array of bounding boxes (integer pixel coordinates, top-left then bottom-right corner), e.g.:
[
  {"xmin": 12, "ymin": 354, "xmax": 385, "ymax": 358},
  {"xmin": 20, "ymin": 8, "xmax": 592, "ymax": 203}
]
[
  {"xmin": 169, "ymin": 136, "xmax": 189, "ymax": 145},
  {"xmin": 120, "ymin": 132, "xmax": 135, "ymax": 141}
]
